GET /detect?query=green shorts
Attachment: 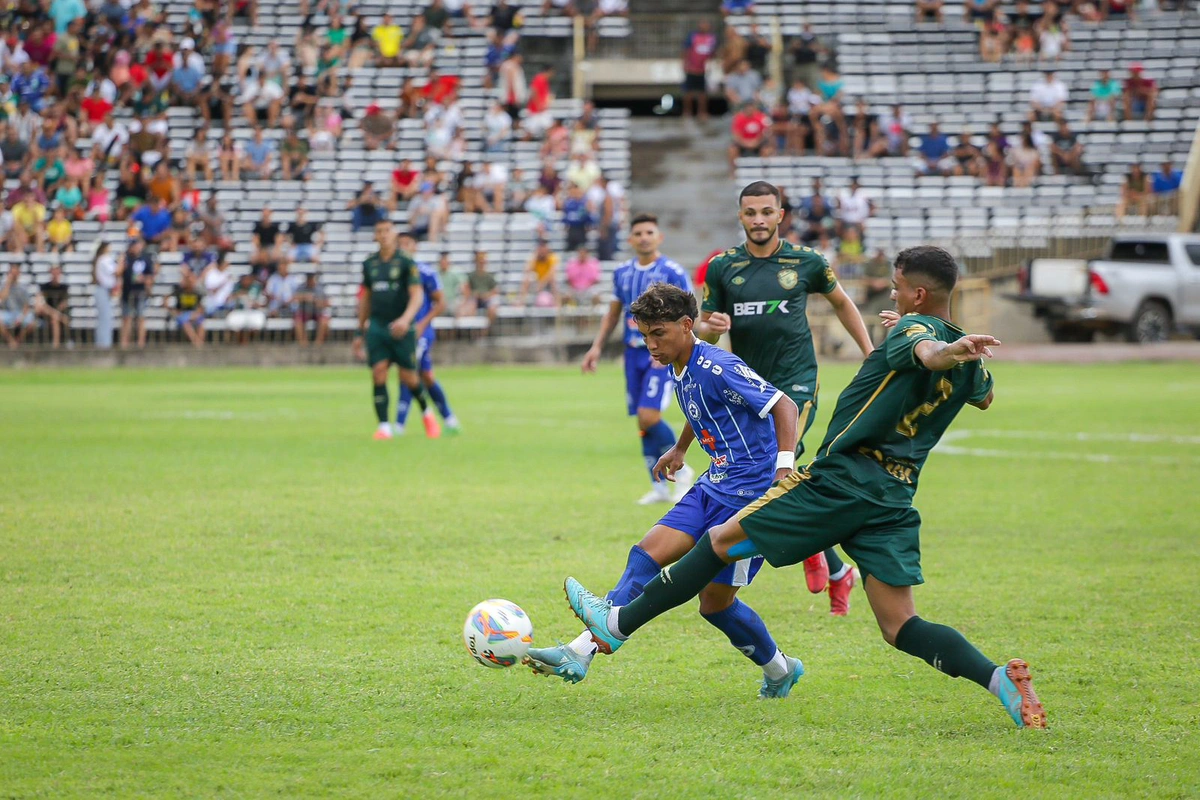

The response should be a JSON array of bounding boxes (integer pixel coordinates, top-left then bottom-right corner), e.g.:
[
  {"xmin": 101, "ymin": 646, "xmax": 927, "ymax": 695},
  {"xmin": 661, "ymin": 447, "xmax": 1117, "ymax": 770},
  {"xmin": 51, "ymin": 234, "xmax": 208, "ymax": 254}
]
[
  {"xmin": 366, "ymin": 321, "xmax": 417, "ymax": 370},
  {"xmin": 736, "ymin": 468, "xmax": 924, "ymax": 587}
]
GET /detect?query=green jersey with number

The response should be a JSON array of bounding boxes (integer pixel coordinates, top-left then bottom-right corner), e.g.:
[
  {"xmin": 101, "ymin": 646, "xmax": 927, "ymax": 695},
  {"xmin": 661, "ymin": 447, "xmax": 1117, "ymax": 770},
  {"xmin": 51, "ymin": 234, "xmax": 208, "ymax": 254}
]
[
  {"xmin": 362, "ymin": 251, "xmax": 420, "ymax": 326},
  {"xmin": 702, "ymin": 240, "xmax": 837, "ymax": 400},
  {"xmin": 810, "ymin": 314, "xmax": 994, "ymax": 508}
]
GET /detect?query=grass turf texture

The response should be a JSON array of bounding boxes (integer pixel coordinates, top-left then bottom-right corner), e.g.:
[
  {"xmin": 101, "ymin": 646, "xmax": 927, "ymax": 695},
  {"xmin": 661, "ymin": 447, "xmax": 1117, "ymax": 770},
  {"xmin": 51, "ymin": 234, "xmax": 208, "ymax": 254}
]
[{"xmin": 1, "ymin": 363, "xmax": 1198, "ymax": 798}]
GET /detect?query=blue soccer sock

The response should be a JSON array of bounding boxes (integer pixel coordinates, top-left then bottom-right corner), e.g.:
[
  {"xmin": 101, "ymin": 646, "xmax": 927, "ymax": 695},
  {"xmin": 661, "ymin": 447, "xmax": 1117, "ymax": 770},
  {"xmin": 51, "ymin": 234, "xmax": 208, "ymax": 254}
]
[
  {"xmin": 396, "ymin": 384, "xmax": 413, "ymax": 427},
  {"xmin": 427, "ymin": 380, "xmax": 453, "ymax": 420},
  {"xmin": 702, "ymin": 599, "xmax": 779, "ymax": 667},
  {"xmin": 641, "ymin": 420, "xmax": 676, "ymax": 483},
  {"xmin": 605, "ymin": 545, "xmax": 662, "ymax": 606}
]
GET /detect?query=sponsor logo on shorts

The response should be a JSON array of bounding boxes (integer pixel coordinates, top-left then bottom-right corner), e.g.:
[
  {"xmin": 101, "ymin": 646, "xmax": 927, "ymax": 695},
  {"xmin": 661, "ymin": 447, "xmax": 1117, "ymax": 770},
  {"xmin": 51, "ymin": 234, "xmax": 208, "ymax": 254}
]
[
  {"xmin": 709, "ymin": 470, "xmax": 727, "ymax": 483},
  {"xmin": 733, "ymin": 300, "xmax": 789, "ymax": 316}
]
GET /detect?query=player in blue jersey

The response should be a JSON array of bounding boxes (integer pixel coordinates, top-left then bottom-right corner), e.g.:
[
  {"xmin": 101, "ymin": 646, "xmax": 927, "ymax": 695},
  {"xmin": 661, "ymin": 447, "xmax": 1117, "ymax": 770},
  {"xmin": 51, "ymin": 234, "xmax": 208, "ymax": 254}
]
[
  {"xmin": 526, "ymin": 282, "xmax": 806, "ymax": 698},
  {"xmin": 582, "ymin": 213, "xmax": 697, "ymax": 505},
  {"xmin": 395, "ymin": 231, "xmax": 461, "ymax": 437}
]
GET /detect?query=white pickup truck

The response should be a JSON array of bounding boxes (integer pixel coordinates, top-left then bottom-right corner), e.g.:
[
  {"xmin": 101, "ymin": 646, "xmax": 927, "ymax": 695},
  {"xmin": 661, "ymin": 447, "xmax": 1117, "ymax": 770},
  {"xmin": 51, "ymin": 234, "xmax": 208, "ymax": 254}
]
[{"xmin": 1015, "ymin": 233, "xmax": 1200, "ymax": 343}]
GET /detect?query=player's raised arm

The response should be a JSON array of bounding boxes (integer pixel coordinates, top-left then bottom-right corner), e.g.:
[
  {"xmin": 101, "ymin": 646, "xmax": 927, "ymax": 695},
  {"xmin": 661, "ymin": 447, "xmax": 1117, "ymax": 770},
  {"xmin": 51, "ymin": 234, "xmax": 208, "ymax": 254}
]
[
  {"xmin": 582, "ymin": 299, "xmax": 623, "ymax": 373},
  {"xmin": 914, "ymin": 334, "xmax": 1000, "ymax": 371},
  {"xmin": 821, "ymin": 283, "xmax": 874, "ymax": 357}
]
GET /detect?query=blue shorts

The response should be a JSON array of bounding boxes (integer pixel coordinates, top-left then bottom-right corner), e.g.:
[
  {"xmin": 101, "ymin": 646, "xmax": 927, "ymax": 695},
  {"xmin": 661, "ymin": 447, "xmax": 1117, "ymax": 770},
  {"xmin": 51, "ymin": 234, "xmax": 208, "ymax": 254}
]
[
  {"xmin": 623, "ymin": 346, "xmax": 672, "ymax": 416},
  {"xmin": 658, "ymin": 484, "xmax": 765, "ymax": 587},
  {"xmin": 417, "ymin": 331, "xmax": 435, "ymax": 373},
  {"xmin": 176, "ymin": 310, "xmax": 205, "ymax": 327}
]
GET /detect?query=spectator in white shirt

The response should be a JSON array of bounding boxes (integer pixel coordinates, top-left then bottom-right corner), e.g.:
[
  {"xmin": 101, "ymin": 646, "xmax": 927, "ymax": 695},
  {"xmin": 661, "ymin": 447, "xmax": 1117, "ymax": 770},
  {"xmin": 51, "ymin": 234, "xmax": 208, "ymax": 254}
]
[
  {"xmin": 484, "ymin": 100, "xmax": 513, "ymax": 153},
  {"xmin": 265, "ymin": 260, "xmax": 298, "ymax": 316},
  {"xmin": 837, "ymin": 177, "xmax": 873, "ymax": 237},
  {"xmin": 92, "ymin": 114, "xmax": 128, "ymax": 162},
  {"xmin": 91, "ymin": 241, "xmax": 118, "ymax": 349},
  {"xmin": 1029, "ymin": 71, "xmax": 1068, "ymax": 121}
]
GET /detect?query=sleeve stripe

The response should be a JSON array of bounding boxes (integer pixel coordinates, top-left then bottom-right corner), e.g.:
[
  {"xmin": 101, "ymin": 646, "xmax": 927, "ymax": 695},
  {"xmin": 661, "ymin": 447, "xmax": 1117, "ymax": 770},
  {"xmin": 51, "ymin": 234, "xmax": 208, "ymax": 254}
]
[{"xmin": 759, "ymin": 390, "xmax": 785, "ymax": 419}]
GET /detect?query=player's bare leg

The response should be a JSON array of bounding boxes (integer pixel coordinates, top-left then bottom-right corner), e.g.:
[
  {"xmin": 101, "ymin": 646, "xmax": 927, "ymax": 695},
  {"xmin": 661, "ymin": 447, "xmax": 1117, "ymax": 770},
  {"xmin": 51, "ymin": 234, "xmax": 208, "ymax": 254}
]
[{"xmin": 862, "ymin": 576, "xmax": 1046, "ymax": 728}]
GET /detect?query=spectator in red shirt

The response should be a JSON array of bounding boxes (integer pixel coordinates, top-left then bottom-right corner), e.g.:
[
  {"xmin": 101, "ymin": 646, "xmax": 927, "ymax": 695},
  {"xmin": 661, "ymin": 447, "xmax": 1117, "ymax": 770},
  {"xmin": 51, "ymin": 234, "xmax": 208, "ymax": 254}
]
[
  {"xmin": 681, "ymin": 20, "xmax": 717, "ymax": 121},
  {"xmin": 694, "ymin": 248, "xmax": 724, "ymax": 289},
  {"xmin": 421, "ymin": 69, "xmax": 461, "ymax": 105},
  {"xmin": 524, "ymin": 66, "xmax": 555, "ymax": 139},
  {"xmin": 727, "ymin": 100, "xmax": 773, "ymax": 174},
  {"xmin": 389, "ymin": 158, "xmax": 421, "ymax": 211},
  {"xmin": 1124, "ymin": 64, "xmax": 1157, "ymax": 121},
  {"xmin": 144, "ymin": 41, "xmax": 175, "ymax": 94},
  {"xmin": 79, "ymin": 92, "xmax": 114, "ymax": 137}
]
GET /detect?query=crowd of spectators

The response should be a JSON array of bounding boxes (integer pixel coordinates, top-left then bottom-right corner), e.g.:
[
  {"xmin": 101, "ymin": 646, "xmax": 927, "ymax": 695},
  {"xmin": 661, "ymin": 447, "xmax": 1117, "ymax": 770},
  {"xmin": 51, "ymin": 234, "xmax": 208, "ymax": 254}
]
[{"xmin": 0, "ymin": 0, "xmax": 633, "ymax": 347}]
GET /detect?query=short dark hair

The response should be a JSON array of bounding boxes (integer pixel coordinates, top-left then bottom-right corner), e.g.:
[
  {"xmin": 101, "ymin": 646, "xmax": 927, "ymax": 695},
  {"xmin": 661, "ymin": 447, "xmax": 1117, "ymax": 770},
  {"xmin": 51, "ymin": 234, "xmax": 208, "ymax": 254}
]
[
  {"xmin": 739, "ymin": 180, "xmax": 782, "ymax": 206},
  {"xmin": 629, "ymin": 212, "xmax": 658, "ymax": 230},
  {"xmin": 629, "ymin": 282, "xmax": 698, "ymax": 325},
  {"xmin": 894, "ymin": 245, "xmax": 959, "ymax": 293}
]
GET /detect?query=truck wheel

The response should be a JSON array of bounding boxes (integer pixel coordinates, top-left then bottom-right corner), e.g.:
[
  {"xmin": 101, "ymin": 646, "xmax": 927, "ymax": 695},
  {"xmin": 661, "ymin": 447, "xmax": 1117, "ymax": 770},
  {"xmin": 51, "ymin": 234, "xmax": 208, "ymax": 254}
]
[
  {"xmin": 1127, "ymin": 301, "xmax": 1172, "ymax": 343},
  {"xmin": 1051, "ymin": 326, "xmax": 1094, "ymax": 343}
]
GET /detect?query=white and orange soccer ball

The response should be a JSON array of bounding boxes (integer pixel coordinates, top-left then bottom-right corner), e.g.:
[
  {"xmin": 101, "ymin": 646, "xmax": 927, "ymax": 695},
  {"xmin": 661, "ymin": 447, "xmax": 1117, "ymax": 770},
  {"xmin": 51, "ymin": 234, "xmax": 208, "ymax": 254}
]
[{"xmin": 462, "ymin": 599, "xmax": 533, "ymax": 668}]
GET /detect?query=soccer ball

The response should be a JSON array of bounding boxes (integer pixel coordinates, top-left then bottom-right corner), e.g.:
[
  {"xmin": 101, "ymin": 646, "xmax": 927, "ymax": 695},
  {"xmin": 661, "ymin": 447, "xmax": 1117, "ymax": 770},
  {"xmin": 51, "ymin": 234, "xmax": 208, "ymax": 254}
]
[{"xmin": 463, "ymin": 599, "xmax": 533, "ymax": 669}]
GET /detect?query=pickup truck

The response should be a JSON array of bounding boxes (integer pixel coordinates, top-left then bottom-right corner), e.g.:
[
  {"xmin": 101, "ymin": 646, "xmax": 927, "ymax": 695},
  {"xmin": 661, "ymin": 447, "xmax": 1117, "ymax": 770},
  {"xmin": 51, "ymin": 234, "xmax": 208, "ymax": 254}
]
[{"xmin": 1014, "ymin": 234, "xmax": 1200, "ymax": 343}]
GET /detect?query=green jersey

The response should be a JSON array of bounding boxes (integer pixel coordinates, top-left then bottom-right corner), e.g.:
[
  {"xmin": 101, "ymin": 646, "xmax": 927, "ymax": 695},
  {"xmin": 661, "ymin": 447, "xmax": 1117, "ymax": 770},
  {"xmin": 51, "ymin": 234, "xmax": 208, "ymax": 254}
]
[
  {"xmin": 362, "ymin": 250, "xmax": 420, "ymax": 326},
  {"xmin": 703, "ymin": 240, "xmax": 837, "ymax": 399},
  {"xmin": 811, "ymin": 314, "xmax": 994, "ymax": 508}
]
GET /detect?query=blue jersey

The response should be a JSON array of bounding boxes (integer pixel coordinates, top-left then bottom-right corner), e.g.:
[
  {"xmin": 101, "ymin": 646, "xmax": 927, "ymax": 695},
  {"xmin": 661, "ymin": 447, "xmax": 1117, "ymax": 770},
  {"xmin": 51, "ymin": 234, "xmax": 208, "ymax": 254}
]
[
  {"xmin": 416, "ymin": 262, "xmax": 442, "ymax": 341},
  {"xmin": 673, "ymin": 340, "xmax": 783, "ymax": 504},
  {"xmin": 612, "ymin": 256, "xmax": 691, "ymax": 349}
]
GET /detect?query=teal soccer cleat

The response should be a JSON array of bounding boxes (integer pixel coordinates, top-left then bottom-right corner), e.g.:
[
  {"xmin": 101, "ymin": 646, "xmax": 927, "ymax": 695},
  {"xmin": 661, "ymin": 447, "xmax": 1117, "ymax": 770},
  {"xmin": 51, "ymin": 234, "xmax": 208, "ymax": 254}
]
[
  {"xmin": 758, "ymin": 656, "xmax": 805, "ymax": 699},
  {"xmin": 523, "ymin": 643, "xmax": 593, "ymax": 684},
  {"xmin": 996, "ymin": 658, "xmax": 1047, "ymax": 728},
  {"xmin": 563, "ymin": 577, "xmax": 624, "ymax": 655}
]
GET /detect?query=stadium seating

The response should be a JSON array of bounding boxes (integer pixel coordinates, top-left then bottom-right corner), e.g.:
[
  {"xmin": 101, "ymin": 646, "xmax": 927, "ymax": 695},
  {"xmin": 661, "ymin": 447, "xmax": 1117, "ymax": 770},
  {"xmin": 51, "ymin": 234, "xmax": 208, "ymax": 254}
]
[
  {"xmin": 730, "ymin": 3, "xmax": 1198, "ymax": 262},
  {"xmin": 6, "ymin": 0, "xmax": 632, "ymax": 342}
]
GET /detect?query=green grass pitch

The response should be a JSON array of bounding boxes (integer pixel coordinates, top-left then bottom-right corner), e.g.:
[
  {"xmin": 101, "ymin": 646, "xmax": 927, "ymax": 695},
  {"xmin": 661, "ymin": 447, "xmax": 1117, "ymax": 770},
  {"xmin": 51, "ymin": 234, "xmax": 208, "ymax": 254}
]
[{"xmin": 2, "ymin": 363, "xmax": 1198, "ymax": 797}]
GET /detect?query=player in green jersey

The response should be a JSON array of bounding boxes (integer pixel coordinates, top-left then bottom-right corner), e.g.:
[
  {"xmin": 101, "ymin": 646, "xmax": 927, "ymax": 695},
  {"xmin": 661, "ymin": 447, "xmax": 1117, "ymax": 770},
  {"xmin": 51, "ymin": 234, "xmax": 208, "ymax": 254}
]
[
  {"xmin": 697, "ymin": 180, "xmax": 875, "ymax": 615},
  {"xmin": 353, "ymin": 219, "xmax": 436, "ymax": 440},
  {"xmin": 565, "ymin": 245, "xmax": 1047, "ymax": 729}
]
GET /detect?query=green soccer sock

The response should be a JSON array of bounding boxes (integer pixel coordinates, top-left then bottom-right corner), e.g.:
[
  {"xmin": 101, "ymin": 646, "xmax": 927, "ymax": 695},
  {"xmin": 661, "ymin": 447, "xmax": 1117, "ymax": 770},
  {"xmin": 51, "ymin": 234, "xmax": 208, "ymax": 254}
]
[
  {"xmin": 825, "ymin": 548, "xmax": 846, "ymax": 577},
  {"xmin": 616, "ymin": 532, "xmax": 727, "ymax": 637},
  {"xmin": 408, "ymin": 381, "xmax": 429, "ymax": 412},
  {"xmin": 373, "ymin": 383, "xmax": 389, "ymax": 423},
  {"xmin": 893, "ymin": 616, "xmax": 998, "ymax": 689}
]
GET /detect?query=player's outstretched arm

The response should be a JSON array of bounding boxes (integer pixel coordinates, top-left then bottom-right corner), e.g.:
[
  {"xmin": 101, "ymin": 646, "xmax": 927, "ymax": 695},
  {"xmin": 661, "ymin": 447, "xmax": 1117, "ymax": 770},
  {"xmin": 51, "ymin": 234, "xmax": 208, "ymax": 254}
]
[
  {"xmin": 582, "ymin": 299, "xmax": 622, "ymax": 373},
  {"xmin": 822, "ymin": 284, "xmax": 874, "ymax": 356},
  {"xmin": 695, "ymin": 310, "xmax": 729, "ymax": 344},
  {"xmin": 915, "ymin": 335, "xmax": 1000, "ymax": 371}
]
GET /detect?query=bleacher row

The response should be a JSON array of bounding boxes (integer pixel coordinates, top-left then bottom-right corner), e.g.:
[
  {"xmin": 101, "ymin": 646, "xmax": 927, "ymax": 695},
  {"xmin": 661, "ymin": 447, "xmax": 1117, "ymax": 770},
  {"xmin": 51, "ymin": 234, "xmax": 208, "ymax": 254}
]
[
  {"xmin": 9, "ymin": 0, "xmax": 633, "ymax": 339},
  {"xmin": 730, "ymin": 4, "xmax": 1198, "ymax": 260}
]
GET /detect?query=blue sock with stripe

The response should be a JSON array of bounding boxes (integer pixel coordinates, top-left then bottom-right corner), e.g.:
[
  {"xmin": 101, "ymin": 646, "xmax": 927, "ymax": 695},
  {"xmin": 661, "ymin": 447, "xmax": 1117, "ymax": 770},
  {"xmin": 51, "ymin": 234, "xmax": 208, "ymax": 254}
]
[
  {"xmin": 641, "ymin": 421, "xmax": 677, "ymax": 483},
  {"xmin": 396, "ymin": 384, "xmax": 413, "ymax": 427},
  {"xmin": 702, "ymin": 599, "xmax": 779, "ymax": 667},
  {"xmin": 427, "ymin": 381, "xmax": 453, "ymax": 420},
  {"xmin": 606, "ymin": 545, "xmax": 661, "ymax": 606}
]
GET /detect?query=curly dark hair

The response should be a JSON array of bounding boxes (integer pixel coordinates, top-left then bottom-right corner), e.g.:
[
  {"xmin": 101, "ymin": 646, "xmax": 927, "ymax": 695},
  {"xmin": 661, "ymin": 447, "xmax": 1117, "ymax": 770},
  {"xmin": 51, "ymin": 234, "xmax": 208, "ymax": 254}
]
[
  {"xmin": 894, "ymin": 245, "xmax": 959, "ymax": 293},
  {"xmin": 629, "ymin": 282, "xmax": 698, "ymax": 325}
]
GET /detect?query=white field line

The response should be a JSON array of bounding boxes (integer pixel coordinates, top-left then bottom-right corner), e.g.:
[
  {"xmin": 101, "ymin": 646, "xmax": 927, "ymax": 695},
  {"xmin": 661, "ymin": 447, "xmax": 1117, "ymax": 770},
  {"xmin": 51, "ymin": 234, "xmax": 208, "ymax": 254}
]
[
  {"xmin": 935, "ymin": 431, "xmax": 1200, "ymax": 465},
  {"xmin": 960, "ymin": 429, "xmax": 1200, "ymax": 445}
]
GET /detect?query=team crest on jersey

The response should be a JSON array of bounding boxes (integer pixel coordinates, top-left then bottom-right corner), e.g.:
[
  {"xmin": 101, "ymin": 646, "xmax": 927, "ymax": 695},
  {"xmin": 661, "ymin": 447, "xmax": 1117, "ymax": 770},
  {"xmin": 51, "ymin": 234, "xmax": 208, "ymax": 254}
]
[
  {"xmin": 731, "ymin": 275, "xmax": 746, "ymax": 286},
  {"xmin": 778, "ymin": 269, "xmax": 799, "ymax": 290},
  {"xmin": 723, "ymin": 388, "xmax": 747, "ymax": 407},
  {"xmin": 734, "ymin": 364, "xmax": 768, "ymax": 391},
  {"xmin": 390, "ymin": 266, "xmax": 401, "ymax": 280},
  {"xmin": 686, "ymin": 401, "xmax": 701, "ymax": 420}
]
